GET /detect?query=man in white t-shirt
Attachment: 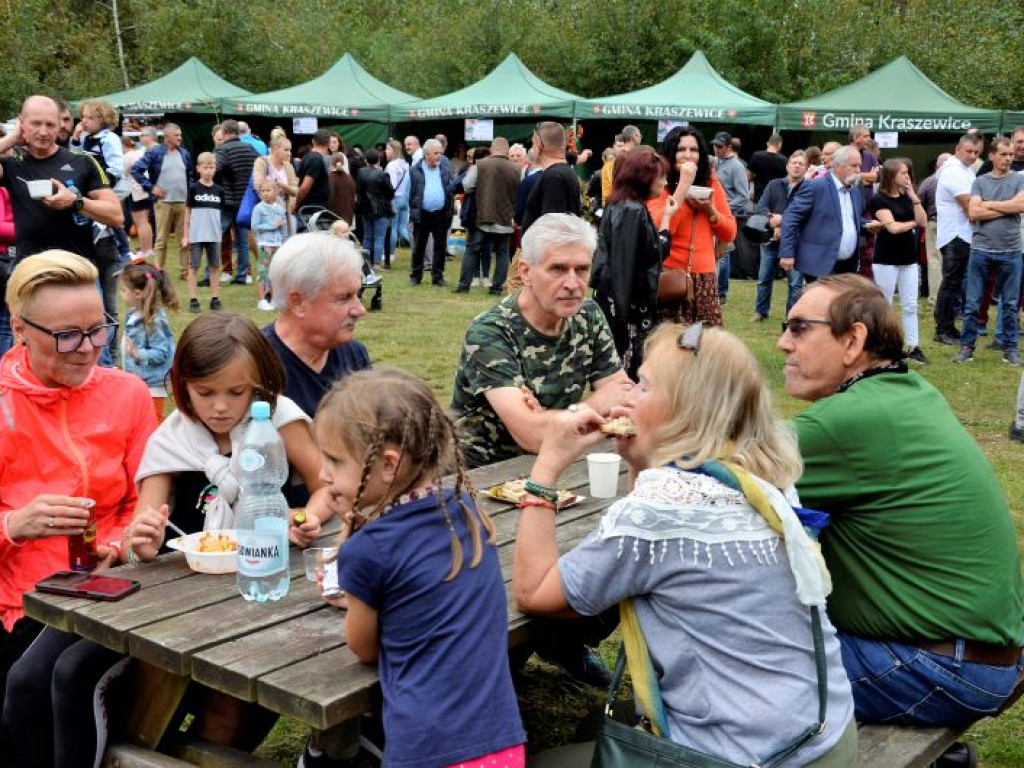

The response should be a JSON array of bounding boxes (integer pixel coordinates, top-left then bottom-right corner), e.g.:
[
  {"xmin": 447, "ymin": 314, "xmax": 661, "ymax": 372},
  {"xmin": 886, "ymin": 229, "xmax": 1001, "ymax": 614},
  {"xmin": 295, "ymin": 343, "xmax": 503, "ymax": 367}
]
[{"xmin": 933, "ymin": 133, "xmax": 982, "ymax": 344}]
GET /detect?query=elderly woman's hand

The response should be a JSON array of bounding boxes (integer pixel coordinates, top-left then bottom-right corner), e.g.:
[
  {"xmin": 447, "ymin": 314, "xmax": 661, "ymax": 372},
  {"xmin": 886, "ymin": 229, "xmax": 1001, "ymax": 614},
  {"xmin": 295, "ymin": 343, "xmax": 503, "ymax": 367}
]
[
  {"xmin": 532, "ymin": 406, "xmax": 607, "ymax": 484},
  {"xmin": 7, "ymin": 495, "xmax": 93, "ymax": 541}
]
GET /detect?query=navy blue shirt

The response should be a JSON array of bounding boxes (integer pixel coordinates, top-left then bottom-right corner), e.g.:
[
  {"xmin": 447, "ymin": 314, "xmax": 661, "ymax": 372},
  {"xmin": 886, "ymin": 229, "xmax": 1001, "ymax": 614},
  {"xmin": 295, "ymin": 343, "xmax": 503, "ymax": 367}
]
[
  {"xmin": 263, "ymin": 322, "xmax": 371, "ymax": 505},
  {"xmin": 339, "ymin": 490, "xmax": 525, "ymax": 767}
]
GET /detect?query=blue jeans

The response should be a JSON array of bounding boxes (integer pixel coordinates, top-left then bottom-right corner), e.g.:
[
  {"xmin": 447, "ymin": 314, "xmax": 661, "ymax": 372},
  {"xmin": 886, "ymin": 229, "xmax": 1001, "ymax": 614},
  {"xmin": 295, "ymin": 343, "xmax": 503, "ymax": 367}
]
[
  {"xmin": 221, "ymin": 210, "xmax": 250, "ymax": 279},
  {"xmin": 459, "ymin": 229, "xmax": 510, "ymax": 291},
  {"xmin": 717, "ymin": 253, "xmax": 730, "ymax": 302},
  {"xmin": 362, "ymin": 215, "xmax": 388, "ymax": 265},
  {"xmin": 961, "ymin": 248, "xmax": 1022, "ymax": 349},
  {"xmin": 837, "ymin": 633, "xmax": 1023, "ymax": 727},
  {"xmin": 755, "ymin": 241, "xmax": 803, "ymax": 318},
  {"xmin": 390, "ymin": 196, "xmax": 411, "ymax": 252}
]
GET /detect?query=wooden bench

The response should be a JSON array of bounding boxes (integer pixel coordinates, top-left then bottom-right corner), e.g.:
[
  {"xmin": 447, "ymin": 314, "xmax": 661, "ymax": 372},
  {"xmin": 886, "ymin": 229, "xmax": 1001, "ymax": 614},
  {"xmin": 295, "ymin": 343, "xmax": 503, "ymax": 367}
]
[{"xmin": 856, "ymin": 673, "xmax": 1024, "ymax": 767}]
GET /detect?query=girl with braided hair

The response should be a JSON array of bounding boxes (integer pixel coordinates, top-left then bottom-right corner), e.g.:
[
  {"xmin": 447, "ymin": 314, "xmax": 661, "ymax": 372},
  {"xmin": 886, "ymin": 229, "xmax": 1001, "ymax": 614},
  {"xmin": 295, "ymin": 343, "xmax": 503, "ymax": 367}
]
[{"xmin": 314, "ymin": 368, "xmax": 526, "ymax": 768}]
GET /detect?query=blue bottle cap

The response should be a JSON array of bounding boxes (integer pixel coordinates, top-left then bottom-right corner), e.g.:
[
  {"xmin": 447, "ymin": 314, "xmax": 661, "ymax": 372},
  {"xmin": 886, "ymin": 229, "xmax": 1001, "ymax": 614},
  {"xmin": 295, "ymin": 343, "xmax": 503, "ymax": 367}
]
[{"xmin": 250, "ymin": 401, "xmax": 271, "ymax": 420}]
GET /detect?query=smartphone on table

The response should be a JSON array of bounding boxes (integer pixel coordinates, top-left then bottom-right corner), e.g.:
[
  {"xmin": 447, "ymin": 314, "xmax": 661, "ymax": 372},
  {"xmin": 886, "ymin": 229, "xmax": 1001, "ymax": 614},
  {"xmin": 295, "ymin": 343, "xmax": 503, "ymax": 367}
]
[{"xmin": 36, "ymin": 571, "xmax": 141, "ymax": 601}]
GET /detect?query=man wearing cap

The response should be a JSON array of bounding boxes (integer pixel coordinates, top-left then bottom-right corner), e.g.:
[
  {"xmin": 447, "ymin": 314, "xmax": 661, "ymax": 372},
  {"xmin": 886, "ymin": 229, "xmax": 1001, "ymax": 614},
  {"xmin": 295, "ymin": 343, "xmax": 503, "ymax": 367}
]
[{"xmin": 713, "ymin": 131, "xmax": 750, "ymax": 306}]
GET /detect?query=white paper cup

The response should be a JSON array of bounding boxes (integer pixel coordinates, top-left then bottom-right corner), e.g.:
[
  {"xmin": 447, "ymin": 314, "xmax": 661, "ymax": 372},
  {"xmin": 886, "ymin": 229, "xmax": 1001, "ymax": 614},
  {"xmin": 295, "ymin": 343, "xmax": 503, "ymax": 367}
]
[
  {"xmin": 27, "ymin": 179, "xmax": 53, "ymax": 199},
  {"xmin": 587, "ymin": 452, "xmax": 621, "ymax": 498},
  {"xmin": 302, "ymin": 546, "xmax": 338, "ymax": 582}
]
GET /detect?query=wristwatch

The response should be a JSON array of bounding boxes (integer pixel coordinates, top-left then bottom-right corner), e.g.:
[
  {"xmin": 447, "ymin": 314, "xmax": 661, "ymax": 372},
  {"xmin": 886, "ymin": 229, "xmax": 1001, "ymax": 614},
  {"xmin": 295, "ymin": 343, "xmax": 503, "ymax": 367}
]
[{"xmin": 71, "ymin": 189, "xmax": 85, "ymax": 213}]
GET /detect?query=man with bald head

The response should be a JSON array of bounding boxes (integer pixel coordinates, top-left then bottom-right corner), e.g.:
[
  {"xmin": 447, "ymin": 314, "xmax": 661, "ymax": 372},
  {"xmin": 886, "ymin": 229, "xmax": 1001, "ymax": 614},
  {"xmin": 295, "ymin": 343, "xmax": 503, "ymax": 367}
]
[
  {"xmin": 521, "ymin": 122, "xmax": 582, "ymax": 232},
  {"xmin": 0, "ymin": 95, "xmax": 123, "ymax": 354},
  {"xmin": 456, "ymin": 136, "xmax": 520, "ymax": 294}
]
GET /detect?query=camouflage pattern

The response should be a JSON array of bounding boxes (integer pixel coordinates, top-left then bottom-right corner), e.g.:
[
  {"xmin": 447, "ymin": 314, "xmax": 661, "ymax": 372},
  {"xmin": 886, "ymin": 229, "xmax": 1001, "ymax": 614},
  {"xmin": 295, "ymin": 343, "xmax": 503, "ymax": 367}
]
[{"xmin": 451, "ymin": 291, "xmax": 622, "ymax": 468}]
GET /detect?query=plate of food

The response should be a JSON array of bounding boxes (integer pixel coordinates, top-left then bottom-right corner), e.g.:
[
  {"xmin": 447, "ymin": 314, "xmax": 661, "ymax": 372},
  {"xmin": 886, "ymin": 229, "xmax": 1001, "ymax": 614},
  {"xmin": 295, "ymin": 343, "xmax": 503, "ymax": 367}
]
[
  {"xmin": 166, "ymin": 529, "xmax": 239, "ymax": 574},
  {"xmin": 485, "ymin": 478, "xmax": 582, "ymax": 508},
  {"xmin": 599, "ymin": 417, "xmax": 637, "ymax": 437}
]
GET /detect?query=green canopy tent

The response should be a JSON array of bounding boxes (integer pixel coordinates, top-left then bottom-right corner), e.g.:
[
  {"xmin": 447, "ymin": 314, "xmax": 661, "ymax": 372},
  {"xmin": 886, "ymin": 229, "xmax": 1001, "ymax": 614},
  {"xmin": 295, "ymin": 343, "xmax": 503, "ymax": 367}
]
[
  {"xmin": 577, "ymin": 51, "xmax": 776, "ymax": 126},
  {"xmin": 82, "ymin": 57, "xmax": 250, "ymax": 114},
  {"xmin": 394, "ymin": 53, "xmax": 579, "ymax": 121},
  {"xmin": 1001, "ymin": 112, "xmax": 1024, "ymax": 133},
  {"xmin": 223, "ymin": 53, "xmax": 418, "ymax": 123},
  {"xmin": 777, "ymin": 56, "xmax": 1000, "ymax": 134}
]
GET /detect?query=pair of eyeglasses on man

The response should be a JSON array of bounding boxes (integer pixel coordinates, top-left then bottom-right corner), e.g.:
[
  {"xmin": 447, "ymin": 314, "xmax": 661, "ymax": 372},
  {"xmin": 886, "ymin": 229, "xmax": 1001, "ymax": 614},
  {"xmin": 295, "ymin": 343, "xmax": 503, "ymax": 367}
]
[
  {"xmin": 780, "ymin": 318, "xmax": 832, "ymax": 337},
  {"xmin": 20, "ymin": 316, "xmax": 117, "ymax": 353}
]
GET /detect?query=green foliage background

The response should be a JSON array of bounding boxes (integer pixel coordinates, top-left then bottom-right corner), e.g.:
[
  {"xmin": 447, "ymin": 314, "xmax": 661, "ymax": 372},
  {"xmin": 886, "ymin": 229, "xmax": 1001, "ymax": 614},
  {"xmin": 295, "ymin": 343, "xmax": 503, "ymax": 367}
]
[{"xmin": 1, "ymin": 0, "xmax": 1022, "ymax": 118}]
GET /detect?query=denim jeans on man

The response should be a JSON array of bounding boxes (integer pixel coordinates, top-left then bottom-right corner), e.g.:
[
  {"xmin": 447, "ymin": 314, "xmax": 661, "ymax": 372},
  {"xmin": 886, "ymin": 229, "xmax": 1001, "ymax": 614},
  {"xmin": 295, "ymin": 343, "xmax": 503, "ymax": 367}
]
[
  {"xmin": 221, "ymin": 210, "xmax": 250, "ymax": 280},
  {"xmin": 838, "ymin": 633, "xmax": 1023, "ymax": 727},
  {"xmin": 960, "ymin": 248, "xmax": 1022, "ymax": 349},
  {"xmin": 755, "ymin": 240, "xmax": 803, "ymax": 318},
  {"xmin": 458, "ymin": 229, "xmax": 509, "ymax": 292},
  {"xmin": 362, "ymin": 216, "xmax": 388, "ymax": 266},
  {"xmin": 716, "ymin": 252, "xmax": 730, "ymax": 303}
]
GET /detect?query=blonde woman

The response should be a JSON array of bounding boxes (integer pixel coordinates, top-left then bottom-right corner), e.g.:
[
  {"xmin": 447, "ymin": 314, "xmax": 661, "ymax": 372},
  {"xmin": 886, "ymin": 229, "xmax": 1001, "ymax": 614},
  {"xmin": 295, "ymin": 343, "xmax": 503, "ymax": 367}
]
[
  {"xmin": 516, "ymin": 323, "xmax": 857, "ymax": 767},
  {"xmin": 1, "ymin": 251, "xmax": 157, "ymax": 767}
]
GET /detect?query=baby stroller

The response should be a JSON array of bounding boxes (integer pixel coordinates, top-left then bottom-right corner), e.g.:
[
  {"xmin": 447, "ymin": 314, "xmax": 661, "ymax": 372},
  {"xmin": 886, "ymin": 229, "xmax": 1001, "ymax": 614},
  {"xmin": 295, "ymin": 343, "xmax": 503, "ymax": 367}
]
[{"xmin": 298, "ymin": 206, "xmax": 383, "ymax": 311}]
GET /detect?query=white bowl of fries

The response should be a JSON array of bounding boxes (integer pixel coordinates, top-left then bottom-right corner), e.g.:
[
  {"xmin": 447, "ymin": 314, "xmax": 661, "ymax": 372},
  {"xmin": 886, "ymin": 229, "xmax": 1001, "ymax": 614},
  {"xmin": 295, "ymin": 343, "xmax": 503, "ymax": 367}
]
[{"xmin": 166, "ymin": 529, "xmax": 239, "ymax": 574}]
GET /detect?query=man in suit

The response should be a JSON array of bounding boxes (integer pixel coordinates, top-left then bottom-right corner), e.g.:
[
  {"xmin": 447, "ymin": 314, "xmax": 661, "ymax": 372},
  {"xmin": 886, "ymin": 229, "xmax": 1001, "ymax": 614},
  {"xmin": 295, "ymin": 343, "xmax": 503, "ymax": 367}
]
[{"xmin": 779, "ymin": 144, "xmax": 863, "ymax": 281}]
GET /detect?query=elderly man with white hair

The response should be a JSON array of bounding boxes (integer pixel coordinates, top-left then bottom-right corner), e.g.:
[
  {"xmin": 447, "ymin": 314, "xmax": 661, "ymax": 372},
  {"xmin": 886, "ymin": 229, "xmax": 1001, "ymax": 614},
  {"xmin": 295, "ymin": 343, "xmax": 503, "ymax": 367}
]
[
  {"xmin": 452, "ymin": 212, "xmax": 631, "ymax": 470},
  {"xmin": 407, "ymin": 137, "xmax": 453, "ymax": 286},
  {"xmin": 263, "ymin": 232, "xmax": 371, "ymax": 424}
]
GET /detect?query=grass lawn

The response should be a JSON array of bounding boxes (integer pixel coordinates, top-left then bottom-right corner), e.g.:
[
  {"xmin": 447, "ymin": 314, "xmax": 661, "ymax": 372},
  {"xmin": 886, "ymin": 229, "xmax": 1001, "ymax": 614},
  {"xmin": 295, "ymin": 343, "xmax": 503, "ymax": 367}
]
[{"xmin": 156, "ymin": 245, "xmax": 1024, "ymax": 766}]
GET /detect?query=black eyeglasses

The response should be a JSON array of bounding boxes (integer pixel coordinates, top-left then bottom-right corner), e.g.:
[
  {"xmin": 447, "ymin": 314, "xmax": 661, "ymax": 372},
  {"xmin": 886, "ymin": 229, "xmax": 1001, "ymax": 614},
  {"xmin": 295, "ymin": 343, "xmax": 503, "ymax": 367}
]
[
  {"xmin": 20, "ymin": 316, "xmax": 117, "ymax": 353},
  {"xmin": 677, "ymin": 323, "xmax": 704, "ymax": 355},
  {"xmin": 781, "ymin": 317, "xmax": 832, "ymax": 337}
]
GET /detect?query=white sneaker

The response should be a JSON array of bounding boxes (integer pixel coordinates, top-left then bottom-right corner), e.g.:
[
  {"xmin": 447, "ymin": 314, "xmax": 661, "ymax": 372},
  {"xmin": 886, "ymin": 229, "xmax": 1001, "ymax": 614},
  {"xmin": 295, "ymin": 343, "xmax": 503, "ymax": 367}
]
[
  {"xmin": 483, "ymin": 277, "xmax": 492, "ymax": 288},
  {"xmin": 219, "ymin": 272, "xmax": 233, "ymax": 284},
  {"xmin": 257, "ymin": 299, "xmax": 275, "ymax": 311},
  {"xmin": 244, "ymin": 275, "xmax": 254, "ymax": 285}
]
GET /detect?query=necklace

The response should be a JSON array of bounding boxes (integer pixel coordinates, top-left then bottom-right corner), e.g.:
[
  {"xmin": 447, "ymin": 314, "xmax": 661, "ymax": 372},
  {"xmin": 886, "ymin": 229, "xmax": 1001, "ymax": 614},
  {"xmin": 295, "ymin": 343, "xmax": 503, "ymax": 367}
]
[{"xmin": 382, "ymin": 485, "xmax": 439, "ymax": 515}]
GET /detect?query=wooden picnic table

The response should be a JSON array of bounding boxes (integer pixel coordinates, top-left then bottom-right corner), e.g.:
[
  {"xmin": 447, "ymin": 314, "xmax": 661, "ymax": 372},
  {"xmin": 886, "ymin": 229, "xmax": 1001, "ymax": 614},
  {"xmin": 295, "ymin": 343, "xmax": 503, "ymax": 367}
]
[{"xmin": 23, "ymin": 449, "xmax": 625, "ymax": 763}]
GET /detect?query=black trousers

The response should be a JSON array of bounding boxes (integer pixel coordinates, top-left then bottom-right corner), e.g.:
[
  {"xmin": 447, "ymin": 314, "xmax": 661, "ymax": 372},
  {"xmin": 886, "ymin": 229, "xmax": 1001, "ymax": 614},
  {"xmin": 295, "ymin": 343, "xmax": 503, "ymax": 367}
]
[
  {"xmin": 410, "ymin": 209, "xmax": 449, "ymax": 284},
  {"xmin": 934, "ymin": 236, "xmax": 971, "ymax": 336},
  {"xmin": 2, "ymin": 626, "xmax": 126, "ymax": 768}
]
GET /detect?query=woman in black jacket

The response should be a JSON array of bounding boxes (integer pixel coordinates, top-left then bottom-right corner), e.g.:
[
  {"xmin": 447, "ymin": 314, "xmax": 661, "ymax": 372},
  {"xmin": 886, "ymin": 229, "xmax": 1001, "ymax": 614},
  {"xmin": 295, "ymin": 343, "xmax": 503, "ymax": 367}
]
[
  {"xmin": 356, "ymin": 148, "xmax": 395, "ymax": 266},
  {"xmin": 590, "ymin": 148, "xmax": 678, "ymax": 379}
]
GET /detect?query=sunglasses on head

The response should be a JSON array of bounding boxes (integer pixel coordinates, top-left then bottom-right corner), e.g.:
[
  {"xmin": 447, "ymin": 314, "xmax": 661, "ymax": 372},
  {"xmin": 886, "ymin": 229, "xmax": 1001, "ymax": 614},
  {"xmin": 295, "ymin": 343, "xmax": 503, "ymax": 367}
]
[
  {"xmin": 781, "ymin": 317, "xmax": 832, "ymax": 337},
  {"xmin": 677, "ymin": 323, "xmax": 704, "ymax": 355}
]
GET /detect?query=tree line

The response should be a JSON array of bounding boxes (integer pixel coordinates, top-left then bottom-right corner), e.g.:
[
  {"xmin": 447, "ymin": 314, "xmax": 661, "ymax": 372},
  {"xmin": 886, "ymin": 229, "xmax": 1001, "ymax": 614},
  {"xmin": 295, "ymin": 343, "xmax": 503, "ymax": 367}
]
[{"xmin": 1, "ymin": 0, "xmax": 1021, "ymax": 121}]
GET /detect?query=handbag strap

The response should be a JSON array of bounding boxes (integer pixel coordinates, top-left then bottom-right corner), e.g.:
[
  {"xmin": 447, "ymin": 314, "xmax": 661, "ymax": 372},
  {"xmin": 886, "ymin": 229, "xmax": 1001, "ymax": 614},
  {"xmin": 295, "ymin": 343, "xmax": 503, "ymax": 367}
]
[{"xmin": 605, "ymin": 600, "xmax": 828, "ymax": 768}]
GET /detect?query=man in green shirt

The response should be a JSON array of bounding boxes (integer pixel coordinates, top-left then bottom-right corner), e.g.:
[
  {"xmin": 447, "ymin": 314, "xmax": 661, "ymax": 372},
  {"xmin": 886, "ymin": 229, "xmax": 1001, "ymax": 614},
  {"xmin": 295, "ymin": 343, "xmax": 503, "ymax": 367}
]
[{"xmin": 779, "ymin": 274, "xmax": 1023, "ymax": 736}]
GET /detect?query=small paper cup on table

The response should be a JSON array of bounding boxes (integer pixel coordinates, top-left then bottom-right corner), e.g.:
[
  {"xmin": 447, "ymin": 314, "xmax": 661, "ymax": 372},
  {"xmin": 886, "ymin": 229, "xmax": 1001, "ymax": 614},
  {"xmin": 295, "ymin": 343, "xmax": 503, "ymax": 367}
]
[{"xmin": 587, "ymin": 453, "xmax": 621, "ymax": 498}]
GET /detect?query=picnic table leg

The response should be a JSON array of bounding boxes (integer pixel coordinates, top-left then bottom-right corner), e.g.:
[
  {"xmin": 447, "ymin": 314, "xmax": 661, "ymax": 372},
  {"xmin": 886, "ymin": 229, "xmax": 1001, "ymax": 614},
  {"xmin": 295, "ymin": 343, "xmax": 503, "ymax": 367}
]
[{"xmin": 119, "ymin": 660, "xmax": 190, "ymax": 750}]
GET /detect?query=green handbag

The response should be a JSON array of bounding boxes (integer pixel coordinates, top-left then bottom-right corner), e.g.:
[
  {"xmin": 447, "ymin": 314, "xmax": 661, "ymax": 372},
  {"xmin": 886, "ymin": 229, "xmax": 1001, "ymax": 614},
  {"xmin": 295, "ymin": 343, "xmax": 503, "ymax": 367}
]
[{"xmin": 591, "ymin": 601, "xmax": 828, "ymax": 768}]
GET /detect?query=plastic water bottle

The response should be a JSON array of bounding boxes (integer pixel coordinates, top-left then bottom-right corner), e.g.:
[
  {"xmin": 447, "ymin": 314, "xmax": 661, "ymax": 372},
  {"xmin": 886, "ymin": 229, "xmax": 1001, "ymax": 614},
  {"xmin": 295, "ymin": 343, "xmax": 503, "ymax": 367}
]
[
  {"xmin": 64, "ymin": 180, "xmax": 89, "ymax": 226},
  {"xmin": 236, "ymin": 401, "xmax": 290, "ymax": 602}
]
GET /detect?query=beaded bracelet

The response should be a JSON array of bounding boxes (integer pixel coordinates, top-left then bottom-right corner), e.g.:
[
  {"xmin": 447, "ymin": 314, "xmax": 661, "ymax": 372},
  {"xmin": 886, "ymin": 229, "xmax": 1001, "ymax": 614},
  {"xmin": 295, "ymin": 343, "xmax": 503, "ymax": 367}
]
[
  {"xmin": 524, "ymin": 478, "xmax": 559, "ymax": 503},
  {"xmin": 517, "ymin": 499, "xmax": 557, "ymax": 511}
]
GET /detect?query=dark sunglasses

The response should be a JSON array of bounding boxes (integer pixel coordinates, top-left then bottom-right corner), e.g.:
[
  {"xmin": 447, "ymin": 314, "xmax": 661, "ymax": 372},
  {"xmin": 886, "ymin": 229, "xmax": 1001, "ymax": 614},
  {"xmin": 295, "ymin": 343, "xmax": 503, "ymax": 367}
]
[
  {"xmin": 21, "ymin": 315, "xmax": 117, "ymax": 353},
  {"xmin": 677, "ymin": 323, "xmax": 704, "ymax": 355},
  {"xmin": 781, "ymin": 317, "xmax": 833, "ymax": 337}
]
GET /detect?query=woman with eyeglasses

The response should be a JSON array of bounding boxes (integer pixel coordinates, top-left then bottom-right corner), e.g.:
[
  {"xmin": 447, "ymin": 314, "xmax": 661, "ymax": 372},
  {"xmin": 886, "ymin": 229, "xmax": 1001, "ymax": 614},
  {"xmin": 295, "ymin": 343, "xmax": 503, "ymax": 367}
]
[
  {"xmin": 648, "ymin": 126, "xmax": 737, "ymax": 327},
  {"xmin": 0, "ymin": 251, "xmax": 158, "ymax": 766},
  {"xmin": 516, "ymin": 323, "xmax": 856, "ymax": 767},
  {"xmin": 591, "ymin": 148, "xmax": 678, "ymax": 379}
]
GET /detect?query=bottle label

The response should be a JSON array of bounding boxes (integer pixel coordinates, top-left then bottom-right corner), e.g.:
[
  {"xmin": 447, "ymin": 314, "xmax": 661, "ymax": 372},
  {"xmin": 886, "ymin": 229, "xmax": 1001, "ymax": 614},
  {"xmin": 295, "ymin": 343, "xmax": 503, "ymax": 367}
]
[
  {"xmin": 237, "ymin": 518, "xmax": 287, "ymax": 576},
  {"xmin": 238, "ymin": 448, "xmax": 266, "ymax": 472}
]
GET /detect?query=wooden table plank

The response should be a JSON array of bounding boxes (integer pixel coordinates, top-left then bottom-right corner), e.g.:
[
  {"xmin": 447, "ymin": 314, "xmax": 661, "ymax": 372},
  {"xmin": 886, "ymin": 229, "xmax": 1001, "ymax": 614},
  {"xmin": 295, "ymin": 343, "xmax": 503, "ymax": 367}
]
[
  {"xmin": 257, "ymin": 646, "xmax": 379, "ymax": 731},
  {"xmin": 129, "ymin": 577, "xmax": 327, "ymax": 676},
  {"xmin": 191, "ymin": 606, "xmax": 343, "ymax": 701}
]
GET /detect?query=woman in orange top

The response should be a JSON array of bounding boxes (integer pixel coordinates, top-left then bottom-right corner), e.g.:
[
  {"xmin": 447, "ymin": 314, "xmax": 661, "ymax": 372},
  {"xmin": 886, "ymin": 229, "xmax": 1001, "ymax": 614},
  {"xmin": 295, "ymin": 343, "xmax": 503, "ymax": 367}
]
[{"xmin": 647, "ymin": 126, "xmax": 736, "ymax": 326}]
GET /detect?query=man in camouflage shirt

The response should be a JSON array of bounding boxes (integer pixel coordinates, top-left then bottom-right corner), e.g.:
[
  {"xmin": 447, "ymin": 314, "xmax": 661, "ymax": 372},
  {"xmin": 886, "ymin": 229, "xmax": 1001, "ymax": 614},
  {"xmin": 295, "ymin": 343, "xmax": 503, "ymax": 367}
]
[{"xmin": 452, "ymin": 213, "xmax": 633, "ymax": 468}]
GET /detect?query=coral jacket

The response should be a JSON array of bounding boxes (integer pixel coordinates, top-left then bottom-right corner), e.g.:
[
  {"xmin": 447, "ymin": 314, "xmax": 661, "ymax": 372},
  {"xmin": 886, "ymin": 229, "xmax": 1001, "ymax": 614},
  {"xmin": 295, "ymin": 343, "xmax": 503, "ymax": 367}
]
[{"xmin": 0, "ymin": 345, "xmax": 157, "ymax": 630}]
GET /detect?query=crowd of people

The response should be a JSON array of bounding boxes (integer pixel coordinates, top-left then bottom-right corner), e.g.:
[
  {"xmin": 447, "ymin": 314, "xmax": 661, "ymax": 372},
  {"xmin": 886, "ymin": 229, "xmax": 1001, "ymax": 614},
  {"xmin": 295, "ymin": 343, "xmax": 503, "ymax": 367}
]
[{"xmin": 0, "ymin": 92, "xmax": 1022, "ymax": 768}]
